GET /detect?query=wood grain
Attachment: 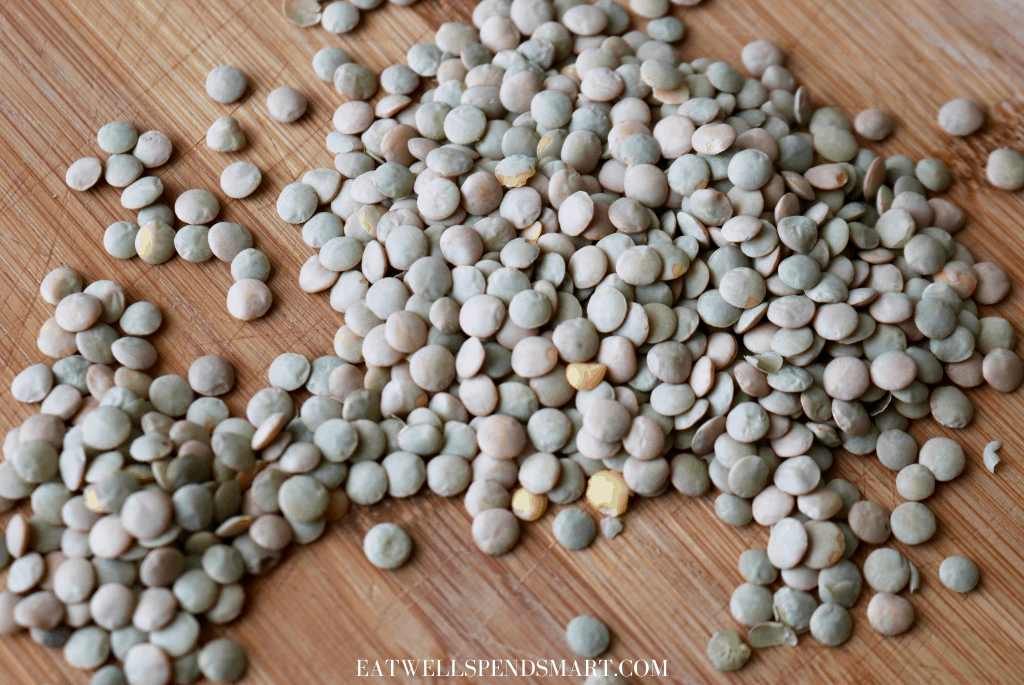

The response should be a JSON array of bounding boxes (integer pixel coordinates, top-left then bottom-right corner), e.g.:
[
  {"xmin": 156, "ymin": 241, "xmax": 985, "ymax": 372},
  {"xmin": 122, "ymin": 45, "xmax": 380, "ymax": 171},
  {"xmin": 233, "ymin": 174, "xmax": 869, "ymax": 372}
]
[{"xmin": 1, "ymin": 0, "xmax": 1023, "ymax": 683}]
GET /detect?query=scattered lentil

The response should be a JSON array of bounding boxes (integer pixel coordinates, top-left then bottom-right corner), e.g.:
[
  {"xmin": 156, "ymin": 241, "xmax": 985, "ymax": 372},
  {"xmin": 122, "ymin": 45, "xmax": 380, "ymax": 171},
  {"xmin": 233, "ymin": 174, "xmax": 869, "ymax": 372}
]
[
  {"xmin": 267, "ymin": 86, "xmax": 308, "ymax": 123},
  {"xmin": 66, "ymin": 158, "xmax": 103, "ymax": 191},
  {"xmin": 937, "ymin": 98, "xmax": 984, "ymax": 136},
  {"xmin": 939, "ymin": 556, "xmax": 979, "ymax": 593},
  {"xmin": 854, "ymin": 109, "xmax": 893, "ymax": 141},
  {"xmin": 206, "ymin": 65, "xmax": 248, "ymax": 103},
  {"xmin": 198, "ymin": 639, "xmax": 247, "ymax": 683},
  {"xmin": 132, "ymin": 130, "xmax": 173, "ymax": 168},
  {"xmin": 363, "ymin": 523, "xmax": 413, "ymax": 569},
  {"xmin": 472, "ymin": 508, "xmax": 519, "ymax": 555},
  {"xmin": 17, "ymin": 8, "xmax": 1024, "ymax": 679},
  {"xmin": 565, "ymin": 615, "xmax": 610, "ymax": 658}
]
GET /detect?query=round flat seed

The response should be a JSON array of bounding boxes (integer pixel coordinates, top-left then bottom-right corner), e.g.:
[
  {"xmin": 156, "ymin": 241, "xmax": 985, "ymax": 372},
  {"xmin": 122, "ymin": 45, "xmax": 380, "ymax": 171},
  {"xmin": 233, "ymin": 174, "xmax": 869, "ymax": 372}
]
[
  {"xmin": 188, "ymin": 355, "xmax": 234, "ymax": 396},
  {"xmin": 986, "ymin": 148, "xmax": 1024, "ymax": 191},
  {"xmin": 867, "ymin": 592, "xmax": 914, "ymax": 636},
  {"xmin": 124, "ymin": 642, "xmax": 172, "ymax": 685},
  {"xmin": 136, "ymin": 221, "xmax": 176, "ymax": 264},
  {"xmin": 720, "ymin": 268, "xmax": 766, "ymax": 310},
  {"xmin": 12, "ymin": 364, "xmax": 53, "ymax": 403},
  {"xmin": 198, "ymin": 639, "xmax": 247, "ymax": 683},
  {"xmin": 726, "ymin": 402, "xmax": 769, "ymax": 443},
  {"xmin": 121, "ymin": 176, "xmax": 163, "ymax": 210},
  {"xmin": 268, "ymin": 354, "xmax": 312, "ymax": 391},
  {"xmin": 221, "ymin": 162, "xmax": 262, "ymax": 199},
  {"xmin": 208, "ymin": 223, "xmax": 253, "ymax": 262},
  {"xmin": 813, "ymin": 303, "xmax": 858, "ymax": 340},
  {"xmin": 918, "ymin": 437, "xmax": 965, "ymax": 481},
  {"xmin": 802, "ymin": 521, "xmax": 845, "ymax": 569},
  {"xmin": 848, "ymin": 501, "xmax": 891, "ymax": 544},
  {"xmin": 565, "ymin": 615, "xmax": 610, "ymax": 658},
  {"xmin": 149, "ymin": 611, "xmax": 199, "ymax": 658},
  {"xmin": 864, "ymin": 548, "xmax": 910, "ymax": 593},
  {"xmin": 471, "ymin": 508, "xmax": 519, "ymax": 555},
  {"xmin": 64, "ymin": 626, "xmax": 110, "ymax": 669},
  {"xmin": 929, "ymin": 385, "xmax": 974, "ymax": 428},
  {"xmin": 226, "ymin": 280, "xmax": 272, "ymax": 321},
  {"xmin": 363, "ymin": 523, "xmax": 413, "ymax": 569},
  {"xmin": 730, "ymin": 583, "xmax": 773, "ymax": 626},
  {"xmin": 937, "ymin": 98, "xmax": 984, "ymax": 136},
  {"xmin": 206, "ymin": 65, "xmax": 247, "ymax": 103},
  {"xmin": 767, "ymin": 517, "xmax": 808, "ymax": 569},
  {"xmin": 105, "ymin": 154, "xmax": 144, "ymax": 187},
  {"xmin": 890, "ymin": 502, "xmax": 936, "ymax": 545},
  {"xmin": 267, "ymin": 86, "xmax": 307, "ymax": 123},
  {"xmin": 66, "ymin": 158, "xmax": 103, "ymax": 191},
  {"xmin": 8, "ymin": 552, "xmax": 45, "ymax": 593},
  {"xmin": 553, "ymin": 508, "xmax": 597, "ymax": 550},
  {"xmin": 810, "ymin": 603, "xmax": 853, "ymax": 646},
  {"xmin": 939, "ymin": 556, "xmax": 979, "ymax": 593},
  {"xmin": 277, "ymin": 183, "xmax": 318, "ymax": 223},
  {"xmin": 774, "ymin": 456, "xmax": 820, "ymax": 495},
  {"xmin": 983, "ymin": 348, "xmax": 1023, "ymax": 392},
  {"xmin": 870, "ymin": 351, "xmax": 916, "ymax": 391}
]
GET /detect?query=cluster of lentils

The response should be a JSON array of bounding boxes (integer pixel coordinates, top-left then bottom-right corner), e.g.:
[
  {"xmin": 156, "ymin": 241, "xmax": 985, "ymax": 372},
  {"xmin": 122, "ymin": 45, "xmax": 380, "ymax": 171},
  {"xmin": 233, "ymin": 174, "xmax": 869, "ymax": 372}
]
[
  {"xmin": 268, "ymin": 0, "xmax": 1020, "ymax": 674},
  {"xmin": 4, "ymin": 268, "xmax": 265, "ymax": 684},
  {"xmin": 35, "ymin": 0, "xmax": 1023, "ymax": 681}
]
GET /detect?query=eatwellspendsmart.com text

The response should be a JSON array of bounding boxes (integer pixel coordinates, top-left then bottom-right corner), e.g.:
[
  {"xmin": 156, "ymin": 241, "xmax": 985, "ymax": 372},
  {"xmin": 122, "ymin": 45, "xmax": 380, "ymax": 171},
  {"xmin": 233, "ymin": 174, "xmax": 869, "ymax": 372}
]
[{"xmin": 356, "ymin": 659, "xmax": 668, "ymax": 678}]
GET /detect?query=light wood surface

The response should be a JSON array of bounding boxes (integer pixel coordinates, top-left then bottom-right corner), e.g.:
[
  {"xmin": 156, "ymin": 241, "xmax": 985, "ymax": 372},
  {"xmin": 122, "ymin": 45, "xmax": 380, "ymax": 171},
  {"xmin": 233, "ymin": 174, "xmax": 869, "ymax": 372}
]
[{"xmin": 1, "ymin": 0, "xmax": 1024, "ymax": 682}]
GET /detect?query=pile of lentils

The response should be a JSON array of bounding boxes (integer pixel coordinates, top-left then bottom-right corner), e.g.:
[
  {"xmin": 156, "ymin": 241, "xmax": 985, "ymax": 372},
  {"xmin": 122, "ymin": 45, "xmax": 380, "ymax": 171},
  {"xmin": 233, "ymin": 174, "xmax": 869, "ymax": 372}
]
[
  {"xmin": 34, "ymin": 0, "xmax": 1024, "ymax": 679},
  {"xmin": 5, "ymin": 268, "xmax": 268, "ymax": 684},
  {"xmin": 268, "ymin": 0, "xmax": 1019, "ymax": 671}
]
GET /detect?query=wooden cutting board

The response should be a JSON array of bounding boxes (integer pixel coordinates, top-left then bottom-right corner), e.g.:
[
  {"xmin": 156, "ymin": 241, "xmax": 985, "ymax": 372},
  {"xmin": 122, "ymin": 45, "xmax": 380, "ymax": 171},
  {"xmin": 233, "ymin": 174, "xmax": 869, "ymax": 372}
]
[{"xmin": 1, "ymin": 0, "xmax": 1023, "ymax": 682}]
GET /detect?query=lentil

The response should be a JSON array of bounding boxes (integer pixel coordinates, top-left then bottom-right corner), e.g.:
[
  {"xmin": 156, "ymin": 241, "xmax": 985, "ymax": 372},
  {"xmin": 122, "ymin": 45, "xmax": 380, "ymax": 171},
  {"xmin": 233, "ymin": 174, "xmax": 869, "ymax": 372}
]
[
  {"xmin": 939, "ymin": 556, "xmax": 979, "ymax": 593},
  {"xmin": 206, "ymin": 65, "xmax": 247, "ymax": 103},
  {"xmin": 207, "ymin": 116, "xmax": 246, "ymax": 152},
  {"xmin": 363, "ymin": 523, "xmax": 413, "ymax": 569},
  {"xmin": 66, "ymin": 158, "xmax": 103, "ymax": 191},
  {"xmin": 220, "ymin": 162, "xmax": 262, "ymax": 199},
  {"xmin": 553, "ymin": 508, "xmax": 597, "ymax": 550},
  {"xmin": 565, "ymin": 615, "xmax": 610, "ymax": 658},
  {"xmin": 267, "ymin": 86, "xmax": 308, "ymax": 123},
  {"xmin": 867, "ymin": 592, "xmax": 914, "ymax": 635},
  {"xmin": 937, "ymin": 98, "xmax": 984, "ymax": 136}
]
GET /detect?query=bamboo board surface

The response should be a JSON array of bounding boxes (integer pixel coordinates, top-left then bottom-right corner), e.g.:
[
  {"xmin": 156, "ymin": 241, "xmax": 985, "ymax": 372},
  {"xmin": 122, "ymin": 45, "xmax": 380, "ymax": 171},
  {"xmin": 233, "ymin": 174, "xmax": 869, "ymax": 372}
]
[{"xmin": 1, "ymin": 0, "xmax": 1024, "ymax": 682}]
